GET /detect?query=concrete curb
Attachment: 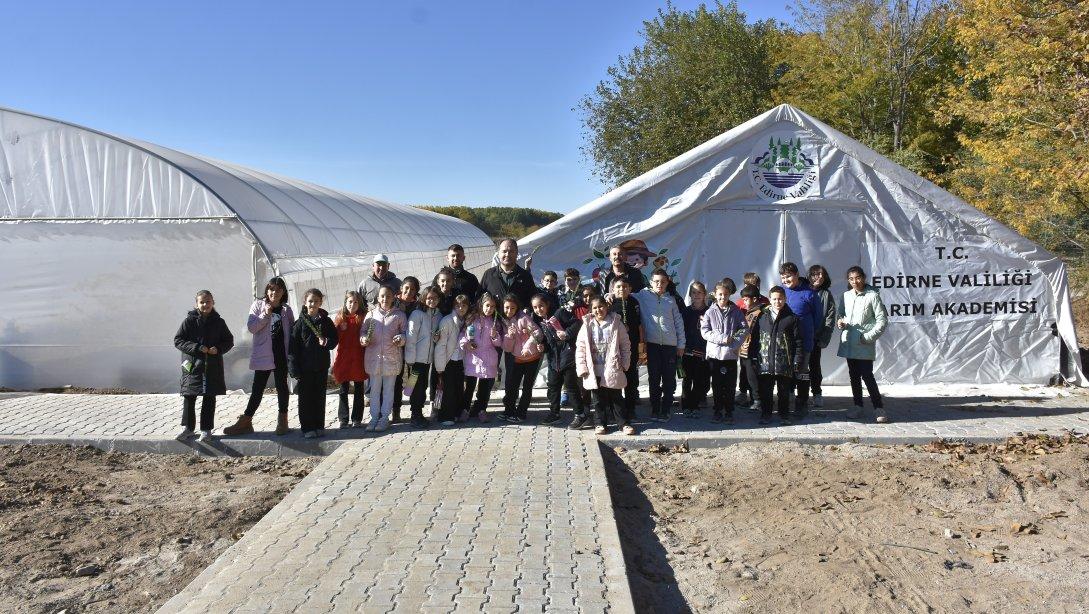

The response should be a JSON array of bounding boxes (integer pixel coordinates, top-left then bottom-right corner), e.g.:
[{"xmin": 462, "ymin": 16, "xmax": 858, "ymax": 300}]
[
  {"xmin": 587, "ymin": 439, "xmax": 637, "ymax": 614},
  {"xmin": 597, "ymin": 433, "xmax": 1018, "ymax": 448},
  {"xmin": 0, "ymin": 434, "xmax": 348, "ymax": 457}
]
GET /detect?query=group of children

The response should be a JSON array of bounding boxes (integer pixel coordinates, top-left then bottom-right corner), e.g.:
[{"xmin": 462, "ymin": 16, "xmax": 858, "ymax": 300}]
[{"xmin": 174, "ymin": 256, "xmax": 888, "ymax": 441}]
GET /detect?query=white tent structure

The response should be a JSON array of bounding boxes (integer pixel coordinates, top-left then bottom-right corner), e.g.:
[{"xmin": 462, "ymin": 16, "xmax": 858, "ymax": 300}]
[
  {"xmin": 521, "ymin": 105, "xmax": 1084, "ymax": 385},
  {"xmin": 0, "ymin": 107, "xmax": 493, "ymax": 392}
]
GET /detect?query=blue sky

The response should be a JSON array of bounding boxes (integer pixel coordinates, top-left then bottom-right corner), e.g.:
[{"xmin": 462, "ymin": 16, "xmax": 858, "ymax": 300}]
[{"xmin": 3, "ymin": 1, "xmax": 791, "ymax": 213}]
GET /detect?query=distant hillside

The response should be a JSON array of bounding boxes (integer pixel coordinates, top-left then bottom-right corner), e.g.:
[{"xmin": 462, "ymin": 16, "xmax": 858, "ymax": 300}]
[{"xmin": 417, "ymin": 206, "xmax": 563, "ymax": 241}]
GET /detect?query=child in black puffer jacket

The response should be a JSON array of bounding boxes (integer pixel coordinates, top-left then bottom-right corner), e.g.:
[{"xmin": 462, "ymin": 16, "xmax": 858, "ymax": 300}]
[
  {"xmin": 289, "ymin": 288, "xmax": 339, "ymax": 439},
  {"xmin": 174, "ymin": 290, "xmax": 234, "ymax": 442}
]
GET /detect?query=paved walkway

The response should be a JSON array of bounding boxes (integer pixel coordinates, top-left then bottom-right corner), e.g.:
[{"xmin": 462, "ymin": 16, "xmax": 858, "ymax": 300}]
[
  {"xmin": 157, "ymin": 427, "xmax": 631, "ymax": 613},
  {"xmin": 1, "ymin": 384, "xmax": 1086, "ymax": 453}
]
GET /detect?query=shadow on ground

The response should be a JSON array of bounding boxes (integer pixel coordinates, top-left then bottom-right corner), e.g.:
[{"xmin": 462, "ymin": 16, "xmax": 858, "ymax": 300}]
[{"xmin": 598, "ymin": 443, "xmax": 691, "ymax": 614}]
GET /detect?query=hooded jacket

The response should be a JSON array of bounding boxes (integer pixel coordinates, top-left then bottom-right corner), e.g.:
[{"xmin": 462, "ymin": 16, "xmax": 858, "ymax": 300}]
[
  {"xmin": 459, "ymin": 314, "xmax": 504, "ymax": 378},
  {"xmin": 836, "ymin": 285, "xmax": 888, "ymax": 361},
  {"xmin": 575, "ymin": 313, "xmax": 632, "ymax": 390},
  {"xmin": 175, "ymin": 309, "xmax": 235, "ymax": 396},
  {"xmin": 682, "ymin": 303, "xmax": 709, "ymax": 355},
  {"xmin": 362, "ymin": 305, "xmax": 406, "ymax": 377},
  {"xmin": 433, "ymin": 311, "xmax": 465, "ymax": 373},
  {"xmin": 701, "ymin": 301, "xmax": 747, "ymax": 361},
  {"xmin": 331, "ymin": 311, "xmax": 367, "ymax": 383},
  {"xmin": 501, "ymin": 312, "xmax": 544, "ymax": 363},
  {"xmin": 405, "ymin": 307, "xmax": 443, "ymax": 366},
  {"xmin": 634, "ymin": 288, "xmax": 686, "ymax": 348},
  {"xmin": 540, "ymin": 308, "xmax": 581, "ymax": 372},
  {"xmin": 288, "ymin": 308, "xmax": 339, "ymax": 377},
  {"xmin": 752, "ymin": 305, "xmax": 803, "ymax": 377},
  {"xmin": 246, "ymin": 299, "xmax": 294, "ymax": 371}
]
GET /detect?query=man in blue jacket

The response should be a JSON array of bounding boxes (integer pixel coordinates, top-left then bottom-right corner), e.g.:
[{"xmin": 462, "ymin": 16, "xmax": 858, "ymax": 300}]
[{"xmin": 779, "ymin": 262, "xmax": 824, "ymax": 418}]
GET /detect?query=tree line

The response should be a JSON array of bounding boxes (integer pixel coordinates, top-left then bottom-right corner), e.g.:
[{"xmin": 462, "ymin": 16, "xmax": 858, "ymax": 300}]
[
  {"xmin": 417, "ymin": 205, "xmax": 563, "ymax": 241},
  {"xmin": 579, "ymin": 0, "xmax": 1089, "ymax": 288}
]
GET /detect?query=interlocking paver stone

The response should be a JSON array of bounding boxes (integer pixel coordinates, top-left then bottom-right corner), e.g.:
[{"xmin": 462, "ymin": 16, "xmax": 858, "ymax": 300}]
[{"xmin": 150, "ymin": 426, "xmax": 629, "ymax": 612}]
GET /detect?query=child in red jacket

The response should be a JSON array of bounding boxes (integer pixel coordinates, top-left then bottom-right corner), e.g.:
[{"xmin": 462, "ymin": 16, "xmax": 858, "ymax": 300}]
[{"xmin": 332, "ymin": 291, "xmax": 368, "ymax": 428}]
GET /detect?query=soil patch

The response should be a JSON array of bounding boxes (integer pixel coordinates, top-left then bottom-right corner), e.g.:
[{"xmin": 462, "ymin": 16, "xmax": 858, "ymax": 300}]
[
  {"xmin": 606, "ymin": 433, "xmax": 1089, "ymax": 613},
  {"xmin": 0, "ymin": 445, "xmax": 319, "ymax": 613}
]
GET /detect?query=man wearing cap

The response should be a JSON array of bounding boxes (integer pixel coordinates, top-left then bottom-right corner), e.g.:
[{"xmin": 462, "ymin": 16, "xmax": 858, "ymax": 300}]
[
  {"xmin": 359, "ymin": 254, "xmax": 403, "ymax": 305},
  {"xmin": 480, "ymin": 238, "xmax": 536, "ymax": 309}
]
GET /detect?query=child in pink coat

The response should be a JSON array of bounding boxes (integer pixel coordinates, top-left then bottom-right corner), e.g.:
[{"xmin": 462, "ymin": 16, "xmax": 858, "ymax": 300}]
[
  {"xmin": 459, "ymin": 292, "xmax": 504, "ymax": 422},
  {"xmin": 500, "ymin": 294, "xmax": 544, "ymax": 423},
  {"xmin": 575, "ymin": 296, "xmax": 633, "ymax": 436},
  {"xmin": 361, "ymin": 286, "xmax": 406, "ymax": 432}
]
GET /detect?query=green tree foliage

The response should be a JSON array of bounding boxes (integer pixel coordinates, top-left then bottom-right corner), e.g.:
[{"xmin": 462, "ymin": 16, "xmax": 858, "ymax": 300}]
[
  {"xmin": 417, "ymin": 206, "xmax": 563, "ymax": 241},
  {"xmin": 578, "ymin": 1, "xmax": 779, "ymax": 187},
  {"xmin": 773, "ymin": 0, "xmax": 960, "ymax": 179}
]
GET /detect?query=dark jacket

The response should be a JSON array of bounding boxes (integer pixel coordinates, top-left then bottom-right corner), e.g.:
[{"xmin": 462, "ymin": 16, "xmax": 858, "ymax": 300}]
[
  {"xmin": 480, "ymin": 264, "xmax": 536, "ymax": 310},
  {"xmin": 682, "ymin": 304, "xmax": 709, "ymax": 356},
  {"xmin": 174, "ymin": 309, "xmax": 235, "ymax": 396},
  {"xmin": 288, "ymin": 309, "xmax": 340, "ymax": 377},
  {"xmin": 600, "ymin": 264, "xmax": 646, "ymax": 296},
  {"xmin": 814, "ymin": 286, "xmax": 836, "ymax": 348},
  {"xmin": 431, "ymin": 267, "xmax": 481, "ymax": 302},
  {"xmin": 540, "ymin": 308, "xmax": 581, "ymax": 371},
  {"xmin": 752, "ymin": 305, "xmax": 803, "ymax": 377},
  {"xmin": 536, "ymin": 287, "xmax": 560, "ymax": 315},
  {"xmin": 610, "ymin": 295, "xmax": 642, "ymax": 348}
]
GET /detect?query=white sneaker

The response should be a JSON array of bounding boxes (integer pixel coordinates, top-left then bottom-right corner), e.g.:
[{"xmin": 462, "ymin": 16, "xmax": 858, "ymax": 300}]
[
  {"xmin": 303, "ymin": 430, "xmax": 318, "ymax": 439},
  {"xmin": 875, "ymin": 408, "xmax": 889, "ymax": 424},
  {"xmin": 198, "ymin": 430, "xmax": 213, "ymax": 442},
  {"xmin": 812, "ymin": 395, "xmax": 823, "ymax": 408},
  {"xmin": 176, "ymin": 428, "xmax": 195, "ymax": 441}
]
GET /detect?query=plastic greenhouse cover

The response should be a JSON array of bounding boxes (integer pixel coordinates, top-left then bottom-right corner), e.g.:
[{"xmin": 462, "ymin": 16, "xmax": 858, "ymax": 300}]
[{"xmin": 0, "ymin": 108, "xmax": 493, "ymax": 268}]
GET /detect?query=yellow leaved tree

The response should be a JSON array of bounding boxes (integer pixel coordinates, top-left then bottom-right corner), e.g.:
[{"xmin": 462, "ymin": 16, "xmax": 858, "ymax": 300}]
[{"xmin": 941, "ymin": 0, "xmax": 1089, "ymax": 287}]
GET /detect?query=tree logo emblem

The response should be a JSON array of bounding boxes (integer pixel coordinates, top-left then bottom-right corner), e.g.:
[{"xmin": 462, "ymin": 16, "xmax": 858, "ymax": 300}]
[{"xmin": 748, "ymin": 131, "xmax": 819, "ymax": 202}]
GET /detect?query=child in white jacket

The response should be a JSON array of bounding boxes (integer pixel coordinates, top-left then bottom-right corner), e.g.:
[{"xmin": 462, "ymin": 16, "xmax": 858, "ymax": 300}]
[
  {"xmin": 405, "ymin": 288, "xmax": 443, "ymax": 428},
  {"xmin": 434, "ymin": 294, "xmax": 471, "ymax": 425}
]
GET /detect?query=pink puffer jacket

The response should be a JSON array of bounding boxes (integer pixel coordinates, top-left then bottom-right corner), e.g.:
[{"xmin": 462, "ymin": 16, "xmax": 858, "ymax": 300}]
[
  {"xmin": 575, "ymin": 313, "xmax": 631, "ymax": 390},
  {"xmin": 501, "ymin": 313, "xmax": 544, "ymax": 363},
  {"xmin": 458, "ymin": 315, "xmax": 504, "ymax": 379},
  {"xmin": 362, "ymin": 306, "xmax": 406, "ymax": 377}
]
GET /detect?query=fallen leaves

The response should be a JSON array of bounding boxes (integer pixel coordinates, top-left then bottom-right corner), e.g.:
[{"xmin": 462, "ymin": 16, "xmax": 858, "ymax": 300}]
[
  {"xmin": 1010, "ymin": 522, "xmax": 1039, "ymax": 535},
  {"xmin": 921, "ymin": 431, "xmax": 1087, "ymax": 461}
]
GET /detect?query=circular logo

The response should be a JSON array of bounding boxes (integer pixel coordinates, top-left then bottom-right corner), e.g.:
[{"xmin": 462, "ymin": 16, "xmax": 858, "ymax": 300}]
[{"xmin": 748, "ymin": 131, "xmax": 819, "ymax": 201}]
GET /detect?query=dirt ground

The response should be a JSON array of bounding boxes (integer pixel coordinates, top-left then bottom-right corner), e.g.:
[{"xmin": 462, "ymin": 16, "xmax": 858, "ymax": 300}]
[
  {"xmin": 0, "ymin": 445, "xmax": 319, "ymax": 613},
  {"xmin": 606, "ymin": 433, "xmax": 1089, "ymax": 613}
]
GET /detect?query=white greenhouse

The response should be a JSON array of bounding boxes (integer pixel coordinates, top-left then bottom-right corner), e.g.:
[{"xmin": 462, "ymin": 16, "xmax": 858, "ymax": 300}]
[{"xmin": 0, "ymin": 107, "xmax": 493, "ymax": 392}]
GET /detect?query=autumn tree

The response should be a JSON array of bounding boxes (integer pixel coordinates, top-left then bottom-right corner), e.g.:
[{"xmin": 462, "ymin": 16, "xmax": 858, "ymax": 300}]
[
  {"xmin": 578, "ymin": 1, "xmax": 779, "ymax": 187},
  {"xmin": 772, "ymin": 0, "xmax": 959, "ymax": 178},
  {"xmin": 940, "ymin": 0, "xmax": 1089, "ymax": 283}
]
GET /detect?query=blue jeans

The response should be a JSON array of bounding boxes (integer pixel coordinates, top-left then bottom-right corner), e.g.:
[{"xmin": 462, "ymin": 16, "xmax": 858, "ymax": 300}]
[{"xmin": 645, "ymin": 343, "xmax": 679, "ymax": 414}]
